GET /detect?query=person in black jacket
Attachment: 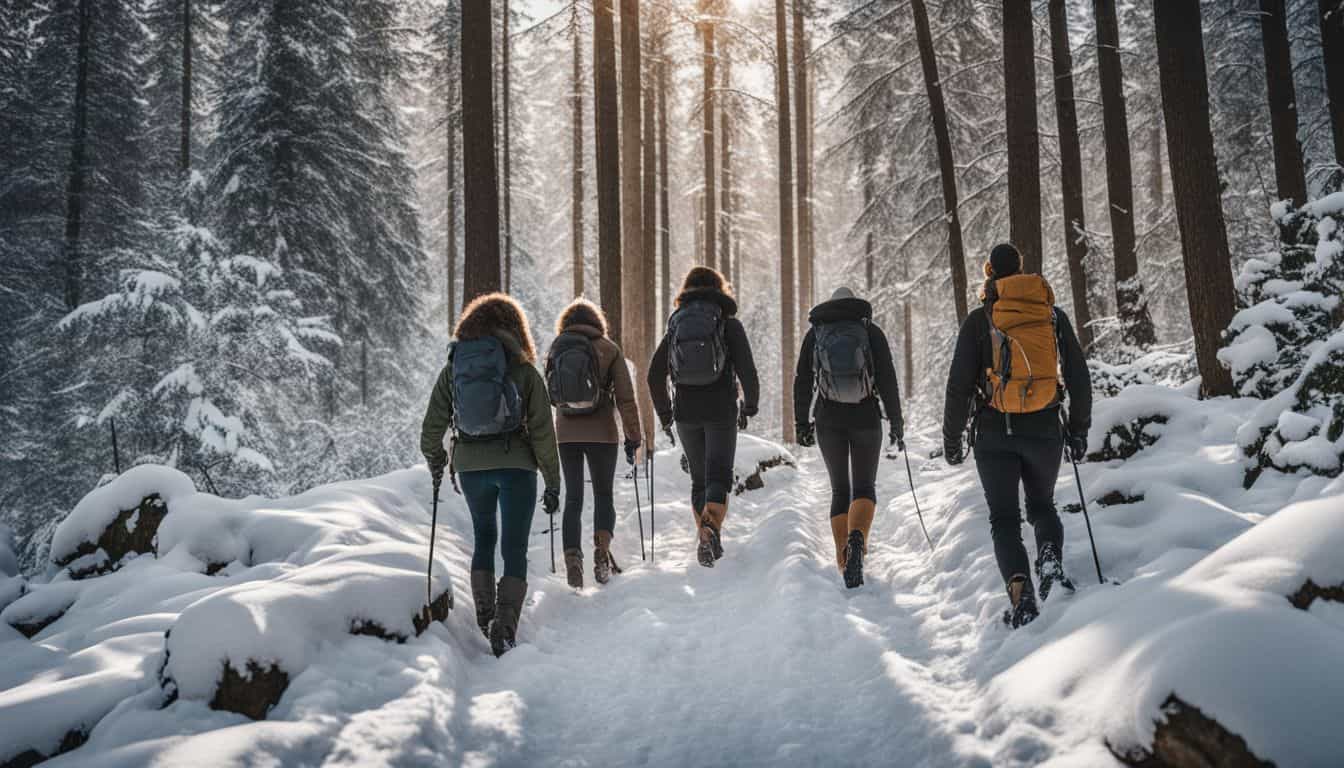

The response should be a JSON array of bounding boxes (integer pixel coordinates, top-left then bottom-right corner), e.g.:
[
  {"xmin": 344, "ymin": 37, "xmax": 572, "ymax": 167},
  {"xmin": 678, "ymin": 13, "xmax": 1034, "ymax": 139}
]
[
  {"xmin": 793, "ymin": 287, "xmax": 903, "ymax": 589},
  {"xmin": 943, "ymin": 243, "xmax": 1092, "ymax": 628},
  {"xmin": 648, "ymin": 267, "xmax": 760, "ymax": 568}
]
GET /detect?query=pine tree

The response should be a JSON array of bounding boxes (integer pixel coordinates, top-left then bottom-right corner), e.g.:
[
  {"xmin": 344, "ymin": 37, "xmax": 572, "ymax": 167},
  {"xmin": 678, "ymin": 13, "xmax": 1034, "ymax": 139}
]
[
  {"xmin": 1003, "ymin": 0, "xmax": 1042, "ymax": 275},
  {"xmin": 699, "ymin": 3, "xmax": 717, "ymax": 269},
  {"xmin": 593, "ymin": 0, "xmax": 621, "ymax": 341},
  {"xmin": 774, "ymin": 0, "xmax": 796, "ymax": 443},
  {"xmin": 1318, "ymin": 0, "xmax": 1344, "ymax": 165},
  {"xmin": 1047, "ymin": 0, "xmax": 1094, "ymax": 348},
  {"xmin": 463, "ymin": 0, "xmax": 503, "ymax": 300},
  {"xmin": 1259, "ymin": 0, "xmax": 1307, "ymax": 205},
  {"xmin": 620, "ymin": 0, "xmax": 645, "ymax": 358}
]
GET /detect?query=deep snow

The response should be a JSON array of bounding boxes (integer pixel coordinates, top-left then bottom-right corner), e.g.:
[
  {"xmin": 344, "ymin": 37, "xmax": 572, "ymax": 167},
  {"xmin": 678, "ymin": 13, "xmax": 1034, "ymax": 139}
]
[{"xmin": 1, "ymin": 389, "xmax": 1342, "ymax": 767}]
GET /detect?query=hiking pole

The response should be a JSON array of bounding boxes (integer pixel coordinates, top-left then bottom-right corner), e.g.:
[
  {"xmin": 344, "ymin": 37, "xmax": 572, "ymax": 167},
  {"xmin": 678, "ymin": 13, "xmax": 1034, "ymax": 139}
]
[
  {"xmin": 633, "ymin": 459, "xmax": 647, "ymax": 560},
  {"xmin": 1069, "ymin": 453, "xmax": 1105, "ymax": 583},
  {"xmin": 549, "ymin": 505, "xmax": 556, "ymax": 574},
  {"xmin": 902, "ymin": 448, "xmax": 935, "ymax": 552},
  {"xmin": 427, "ymin": 477, "xmax": 440, "ymax": 607},
  {"xmin": 649, "ymin": 451, "xmax": 655, "ymax": 563}
]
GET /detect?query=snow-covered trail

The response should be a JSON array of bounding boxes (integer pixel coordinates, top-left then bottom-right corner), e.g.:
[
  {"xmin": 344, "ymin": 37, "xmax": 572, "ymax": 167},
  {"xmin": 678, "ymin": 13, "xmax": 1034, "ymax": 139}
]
[{"xmin": 443, "ymin": 445, "xmax": 1002, "ymax": 768}]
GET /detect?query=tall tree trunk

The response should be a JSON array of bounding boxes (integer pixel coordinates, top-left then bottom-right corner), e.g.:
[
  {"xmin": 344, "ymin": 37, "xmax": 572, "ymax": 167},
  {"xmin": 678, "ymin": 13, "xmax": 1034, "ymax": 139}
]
[
  {"xmin": 620, "ymin": 0, "xmax": 644, "ymax": 357},
  {"xmin": 719, "ymin": 41, "xmax": 732, "ymax": 281},
  {"xmin": 901, "ymin": 238, "xmax": 914, "ymax": 397},
  {"xmin": 657, "ymin": 52, "xmax": 671, "ymax": 321},
  {"xmin": 1003, "ymin": 0, "xmax": 1042, "ymax": 274},
  {"xmin": 1149, "ymin": 122, "xmax": 1164, "ymax": 224},
  {"xmin": 1259, "ymin": 0, "xmax": 1307, "ymax": 205},
  {"xmin": 462, "ymin": 0, "xmax": 502, "ymax": 301},
  {"xmin": 700, "ymin": 11, "xmax": 716, "ymax": 269},
  {"xmin": 593, "ymin": 0, "xmax": 622, "ymax": 341},
  {"xmin": 180, "ymin": 0, "xmax": 192, "ymax": 175},
  {"xmin": 640, "ymin": 37, "xmax": 658, "ymax": 445},
  {"xmin": 910, "ymin": 0, "xmax": 968, "ymax": 322},
  {"xmin": 1048, "ymin": 0, "xmax": 1094, "ymax": 348},
  {"xmin": 62, "ymin": 0, "xmax": 93, "ymax": 310},
  {"xmin": 1094, "ymin": 0, "xmax": 1157, "ymax": 347},
  {"xmin": 502, "ymin": 0, "xmax": 513, "ymax": 291},
  {"xmin": 792, "ymin": 0, "xmax": 812, "ymax": 318},
  {"xmin": 1154, "ymin": 0, "xmax": 1236, "ymax": 397},
  {"xmin": 571, "ymin": 5, "xmax": 584, "ymax": 297},
  {"xmin": 1321, "ymin": 0, "xmax": 1344, "ymax": 163},
  {"xmin": 447, "ymin": 74, "xmax": 459, "ymax": 330},
  {"xmin": 862, "ymin": 153, "xmax": 874, "ymax": 292},
  {"xmin": 775, "ymin": 0, "xmax": 796, "ymax": 443}
]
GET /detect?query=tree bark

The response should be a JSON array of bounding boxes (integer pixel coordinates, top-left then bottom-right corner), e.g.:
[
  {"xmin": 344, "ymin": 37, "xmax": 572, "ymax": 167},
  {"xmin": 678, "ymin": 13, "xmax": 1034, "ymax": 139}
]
[
  {"xmin": 1150, "ymin": 121, "xmax": 1164, "ymax": 223},
  {"xmin": 502, "ymin": 0, "xmax": 513, "ymax": 292},
  {"xmin": 863, "ymin": 152, "xmax": 874, "ymax": 292},
  {"xmin": 620, "ymin": 0, "xmax": 644, "ymax": 358},
  {"xmin": 571, "ymin": 4, "xmax": 584, "ymax": 297},
  {"xmin": 910, "ymin": 0, "xmax": 968, "ymax": 323},
  {"xmin": 1094, "ymin": 0, "xmax": 1157, "ymax": 347},
  {"xmin": 1321, "ymin": 0, "xmax": 1344, "ymax": 164},
  {"xmin": 1003, "ymin": 0, "xmax": 1042, "ymax": 275},
  {"xmin": 657, "ymin": 51, "xmax": 671, "ymax": 321},
  {"xmin": 62, "ymin": 0, "xmax": 93, "ymax": 310},
  {"xmin": 462, "ymin": 0, "xmax": 502, "ymax": 302},
  {"xmin": 1154, "ymin": 0, "xmax": 1236, "ymax": 397},
  {"xmin": 719, "ymin": 41, "xmax": 733, "ymax": 282},
  {"xmin": 1259, "ymin": 0, "xmax": 1307, "ymax": 205},
  {"xmin": 775, "ymin": 0, "xmax": 796, "ymax": 443},
  {"xmin": 793, "ymin": 0, "xmax": 812, "ymax": 318},
  {"xmin": 180, "ymin": 0, "xmax": 192, "ymax": 175},
  {"xmin": 1047, "ymin": 0, "xmax": 1094, "ymax": 349},
  {"xmin": 640, "ymin": 36, "xmax": 658, "ymax": 444},
  {"xmin": 593, "ymin": 0, "xmax": 622, "ymax": 341},
  {"xmin": 700, "ymin": 10, "xmax": 716, "ymax": 269},
  {"xmin": 447, "ymin": 72, "xmax": 459, "ymax": 329}
]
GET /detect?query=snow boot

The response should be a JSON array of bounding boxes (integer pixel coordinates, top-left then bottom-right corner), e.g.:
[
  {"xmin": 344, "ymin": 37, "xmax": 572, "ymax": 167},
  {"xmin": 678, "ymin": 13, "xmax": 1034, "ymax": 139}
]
[
  {"xmin": 1035, "ymin": 542, "xmax": 1075, "ymax": 602},
  {"xmin": 697, "ymin": 522, "xmax": 718, "ymax": 568},
  {"xmin": 470, "ymin": 570, "xmax": 495, "ymax": 638},
  {"xmin": 1004, "ymin": 574, "xmax": 1039, "ymax": 629},
  {"xmin": 830, "ymin": 513, "xmax": 849, "ymax": 573},
  {"xmin": 844, "ymin": 499, "xmax": 875, "ymax": 588},
  {"xmin": 563, "ymin": 548, "xmax": 584, "ymax": 589},
  {"xmin": 490, "ymin": 576, "xmax": 527, "ymax": 658},
  {"xmin": 702, "ymin": 502, "xmax": 727, "ymax": 562},
  {"xmin": 593, "ymin": 530, "xmax": 613, "ymax": 585}
]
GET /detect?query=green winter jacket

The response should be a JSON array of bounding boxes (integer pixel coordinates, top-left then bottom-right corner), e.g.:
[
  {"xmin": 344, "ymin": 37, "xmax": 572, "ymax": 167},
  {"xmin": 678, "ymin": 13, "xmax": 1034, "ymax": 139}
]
[{"xmin": 419, "ymin": 330, "xmax": 561, "ymax": 491}]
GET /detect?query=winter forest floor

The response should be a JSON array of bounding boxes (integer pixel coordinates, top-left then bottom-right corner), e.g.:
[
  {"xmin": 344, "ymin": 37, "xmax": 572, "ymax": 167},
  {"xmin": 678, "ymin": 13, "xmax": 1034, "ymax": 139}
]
[{"xmin": 2, "ymin": 391, "xmax": 1343, "ymax": 767}]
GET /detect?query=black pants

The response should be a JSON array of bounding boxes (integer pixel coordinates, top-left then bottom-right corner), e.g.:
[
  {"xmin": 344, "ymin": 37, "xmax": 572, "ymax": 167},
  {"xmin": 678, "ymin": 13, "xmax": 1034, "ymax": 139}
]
[
  {"xmin": 973, "ymin": 430, "xmax": 1065, "ymax": 585},
  {"xmin": 817, "ymin": 424, "xmax": 882, "ymax": 519},
  {"xmin": 676, "ymin": 420, "xmax": 738, "ymax": 513},
  {"xmin": 559, "ymin": 442, "xmax": 619, "ymax": 552}
]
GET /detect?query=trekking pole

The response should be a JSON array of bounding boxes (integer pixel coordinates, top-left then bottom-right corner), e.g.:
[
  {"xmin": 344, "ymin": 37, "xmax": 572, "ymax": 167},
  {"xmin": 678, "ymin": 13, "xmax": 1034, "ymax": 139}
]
[
  {"xmin": 549, "ymin": 493, "xmax": 556, "ymax": 574},
  {"xmin": 902, "ymin": 448, "xmax": 935, "ymax": 552},
  {"xmin": 427, "ymin": 478, "xmax": 440, "ymax": 607},
  {"xmin": 649, "ymin": 451, "xmax": 655, "ymax": 563},
  {"xmin": 633, "ymin": 459, "xmax": 647, "ymax": 561},
  {"xmin": 1069, "ymin": 454, "xmax": 1105, "ymax": 583}
]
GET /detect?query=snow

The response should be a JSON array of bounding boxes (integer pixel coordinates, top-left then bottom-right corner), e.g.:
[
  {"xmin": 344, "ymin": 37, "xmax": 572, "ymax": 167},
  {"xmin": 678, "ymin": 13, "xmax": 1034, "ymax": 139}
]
[
  {"xmin": 1304, "ymin": 189, "xmax": 1344, "ymax": 218},
  {"xmin": 48, "ymin": 466, "xmax": 197, "ymax": 567},
  {"xmin": 2, "ymin": 395, "xmax": 1340, "ymax": 766}
]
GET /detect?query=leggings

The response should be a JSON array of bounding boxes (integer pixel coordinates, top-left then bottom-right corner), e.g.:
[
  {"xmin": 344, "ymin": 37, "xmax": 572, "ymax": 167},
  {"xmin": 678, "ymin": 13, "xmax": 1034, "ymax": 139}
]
[
  {"xmin": 459, "ymin": 468, "xmax": 538, "ymax": 579},
  {"xmin": 559, "ymin": 442, "xmax": 619, "ymax": 551},
  {"xmin": 676, "ymin": 420, "xmax": 738, "ymax": 513},
  {"xmin": 816, "ymin": 424, "xmax": 882, "ymax": 519},
  {"xmin": 973, "ymin": 430, "xmax": 1064, "ymax": 585}
]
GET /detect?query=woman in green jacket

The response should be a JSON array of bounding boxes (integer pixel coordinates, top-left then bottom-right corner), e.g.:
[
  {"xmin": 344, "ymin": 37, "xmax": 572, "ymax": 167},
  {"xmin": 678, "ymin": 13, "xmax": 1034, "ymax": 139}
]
[{"xmin": 420, "ymin": 293, "xmax": 561, "ymax": 657}]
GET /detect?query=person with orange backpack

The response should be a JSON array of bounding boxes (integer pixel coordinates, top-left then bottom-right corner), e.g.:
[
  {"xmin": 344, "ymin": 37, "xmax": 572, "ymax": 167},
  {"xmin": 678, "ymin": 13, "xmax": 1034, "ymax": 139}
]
[{"xmin": 942, "ymin": 243, "xmax": 1092, "ymax": 629}]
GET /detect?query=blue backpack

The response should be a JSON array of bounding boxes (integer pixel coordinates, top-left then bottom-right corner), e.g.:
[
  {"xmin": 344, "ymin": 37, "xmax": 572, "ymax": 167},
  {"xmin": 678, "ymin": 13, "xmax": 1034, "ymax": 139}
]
[{"xmin": 450, "ymin": 336, "xmax": 524, "ymax": 439}]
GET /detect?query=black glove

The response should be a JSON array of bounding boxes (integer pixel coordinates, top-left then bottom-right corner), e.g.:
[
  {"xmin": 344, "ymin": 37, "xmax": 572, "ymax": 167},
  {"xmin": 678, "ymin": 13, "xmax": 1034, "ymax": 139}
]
[
  {"xmin": 624, "ymin": 439, "xmax": 641, "ymax": 466},
  {"xmin": 944, "ymin": 440, "xmax": 966, "ymax": 466},
  {"xmin": 1066, "ymin": 433, "xmax": 1088, "ymax": 463},
  {"xmin": 662, "ymin": 423, "xmax": 677, "ymax": 447},
  {"xmin": 796, "ymin": 422, "xmax": 816, "ymax": 447},
  {"xmin": 543, "ymin": 487, "xmax": 560, "ymax": 515},
  {"xmin": 737, "ymin": 402, "xmax": 749, "ymax": 431},
  {"xmin": 427, "ymin": 455, "xmax": 446, "ymax": 488},
  {"xmin": 889, "ymin": 418, "xmax": 905, "ymax": 452}
]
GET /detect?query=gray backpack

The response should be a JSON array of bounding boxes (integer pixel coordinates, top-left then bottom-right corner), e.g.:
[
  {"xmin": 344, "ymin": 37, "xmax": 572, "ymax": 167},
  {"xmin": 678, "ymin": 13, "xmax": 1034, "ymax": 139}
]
[
  {"xmin": 450, "ymin": 336, "xmax": 524, "ymax": 438},
  {"xmin": 667, "ymin": 300, "xmax": 727, "ymax": 387},
  {"xmin": 813, "ymin": 320, "xmax": 875, "ymax": 404}
]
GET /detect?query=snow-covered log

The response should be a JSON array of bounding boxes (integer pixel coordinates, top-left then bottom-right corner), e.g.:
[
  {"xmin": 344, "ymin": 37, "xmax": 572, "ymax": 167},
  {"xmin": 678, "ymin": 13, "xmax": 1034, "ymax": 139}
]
[{"xmin": 49, "ymin": 466, "xmax": 196, "ymax": 579}]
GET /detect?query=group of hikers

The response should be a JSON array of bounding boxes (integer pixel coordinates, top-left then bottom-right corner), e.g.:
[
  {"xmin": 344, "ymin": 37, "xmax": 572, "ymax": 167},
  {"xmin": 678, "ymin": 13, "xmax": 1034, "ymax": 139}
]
[{"xmin": 420, "ymin": 242, "xmax": 1092, "ymax": 657}]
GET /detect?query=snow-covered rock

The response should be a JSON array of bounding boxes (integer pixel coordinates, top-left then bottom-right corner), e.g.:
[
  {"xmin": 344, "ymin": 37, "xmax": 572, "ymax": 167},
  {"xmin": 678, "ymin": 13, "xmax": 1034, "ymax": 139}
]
[
  {"xmin": 1085, "ymin": 384, "xmax": 1193, "ymax": 462},
  {"xmin": 49, "ymin": 465, "xmax": 196, "ymax": 577}
]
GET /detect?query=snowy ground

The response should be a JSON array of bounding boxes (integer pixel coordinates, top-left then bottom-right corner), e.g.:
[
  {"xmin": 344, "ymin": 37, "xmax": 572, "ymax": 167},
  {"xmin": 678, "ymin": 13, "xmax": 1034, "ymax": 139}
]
[{"xmin": 2, "ymin": 389, "xmax": 1342, "ymax": 767}]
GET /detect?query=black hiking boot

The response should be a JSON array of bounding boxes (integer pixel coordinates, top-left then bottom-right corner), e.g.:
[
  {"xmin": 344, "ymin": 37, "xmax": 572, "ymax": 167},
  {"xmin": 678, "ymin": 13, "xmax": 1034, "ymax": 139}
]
[
  {"xmin": 710, "ymin": 526, "xmax": 724, "ymax": 561},
  {"xmin": 470, "ymin": 570, "xmax": 495, "ymax": 638},
  {"xmin": 697, "ymin": 525, "xmax": 717, "ymax": 568},
  {"xmin": 843, "ymin": 530, "xmax": 865, "ymax": 589},
  {"xmin": 1003, "ymin": 574, "xmax": 1039, "ymax": 629},
  {"xmin": 1035, "ymin": 543, "xmax": 1075, "ymax": 602},
  {"xmin": 490, "ymin": 576, "xmax": 526, "ymax": 658}
]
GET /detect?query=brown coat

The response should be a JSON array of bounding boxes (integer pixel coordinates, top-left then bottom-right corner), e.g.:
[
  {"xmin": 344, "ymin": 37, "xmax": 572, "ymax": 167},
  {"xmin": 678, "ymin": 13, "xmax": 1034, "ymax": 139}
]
[{"xmin": 551, "ymin": 323, "xmax": 642, "ymax": 444}]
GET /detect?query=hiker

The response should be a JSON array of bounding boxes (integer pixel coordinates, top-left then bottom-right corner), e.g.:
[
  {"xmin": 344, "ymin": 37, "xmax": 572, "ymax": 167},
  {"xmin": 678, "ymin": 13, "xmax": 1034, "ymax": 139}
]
[
  {"xmin": 420, "ymin": 292, "xmax": 561, "ymax": 657},
  {"xmin": 546, "ymin": 298, "xmax": 642, "ymax": 589},
  {"xmin": 942, "ymin": 243, "xmax": 1091, "ymax": 629},
  {"xmin": 648, "ymin": 266, "xmax": 760, "ymax": 568},
  {"xmin": 793, "ymin": 287, "xmax": 904, "ymax": 589}
]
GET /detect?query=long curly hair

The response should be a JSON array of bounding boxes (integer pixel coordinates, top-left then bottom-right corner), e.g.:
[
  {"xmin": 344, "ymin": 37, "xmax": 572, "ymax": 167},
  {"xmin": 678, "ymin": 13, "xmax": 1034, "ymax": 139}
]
[
  {"xmin": 556, "ymin": 297, "xmax": 609, "ymax": 337},
  {"xmin": 454, "ymin": 292, "xmax": 538, "ymax": 363},
  {"xmin": 676, "ymin": 266, "xmax": 735, "ymax": 307}
]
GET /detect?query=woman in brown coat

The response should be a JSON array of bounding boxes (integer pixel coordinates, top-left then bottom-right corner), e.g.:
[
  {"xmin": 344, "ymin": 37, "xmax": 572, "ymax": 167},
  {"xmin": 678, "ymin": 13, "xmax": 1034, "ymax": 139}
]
[{"xmin": 546, "ymin": 298, "xmax": 642, "ymax": 588}]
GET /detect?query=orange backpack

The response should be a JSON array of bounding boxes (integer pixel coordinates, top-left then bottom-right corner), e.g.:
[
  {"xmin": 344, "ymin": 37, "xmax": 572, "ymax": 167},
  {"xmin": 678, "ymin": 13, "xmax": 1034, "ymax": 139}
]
[{"xmin": 984, "ymin": 274, "xmax": 1061, "ymax": 414}]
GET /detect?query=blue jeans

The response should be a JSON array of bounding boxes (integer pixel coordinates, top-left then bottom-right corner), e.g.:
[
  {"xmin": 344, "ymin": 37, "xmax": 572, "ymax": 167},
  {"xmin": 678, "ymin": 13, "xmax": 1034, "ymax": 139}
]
[{"xmin": 459, "ymin": 468, "xmax": 538, "ymax": 579}]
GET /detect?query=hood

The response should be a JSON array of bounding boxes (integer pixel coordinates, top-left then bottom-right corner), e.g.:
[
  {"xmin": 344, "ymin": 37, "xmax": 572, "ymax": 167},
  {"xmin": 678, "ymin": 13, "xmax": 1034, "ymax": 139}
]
[
  {"xmin": 675, "ymin": 287, "xmax": 738, "ymax": 317},
  {"xmin": 454, "ymin": 291, "xmax": 537, "ymax": 363},
  {"xmin": 808, "ymin": 296, "xmax": 872, "ymax": 324},
  {"xmin": 556, "ymin": 298, "xmax": 609, "ymax": 337},
  {"xmin": 560, "ymin": 323, "xmax": 603, "ymax": 339}
]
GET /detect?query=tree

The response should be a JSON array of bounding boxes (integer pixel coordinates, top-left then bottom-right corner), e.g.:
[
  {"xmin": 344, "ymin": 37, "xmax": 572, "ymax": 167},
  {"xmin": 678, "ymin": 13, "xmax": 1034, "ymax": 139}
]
[
  {"xmin": 501, "ymin": 0, "xmax": 513, "ymax": 291},
  {"xmin": 463, "ymin": 0, "xmax": 502, "ymax": 301},
  {"xmin": 61, "ymin": 0, "xmax": 93, "ymax": 310},
  {"xmin": 620, "ymin": 0, "xmax": 645, "ymax": 358},
  {"xmin": 792, "ymin": 0, "xmax": 813, "ymax": 318},
  {"xmin": 774, "ymin": 0, "xmax": 796, "ymax": 443},
  {"xmin": 657, "ymin": 47, "xmax": 672, "ymax": 321},
  {"xmin": 1047, "ymin": 0, "xmax": 1094, "ymax": 348},
  {"xmin": 1003, "ymin": 0, "xmax": 1042, "ymax": 275},
  {"xmin": 1259, "ymin": 0, "xmax": 1307, "ymax": 205},
  {"xmin": 571, "ymin": 3, "xmax": 585, "ymax": 297},
  {"xmin": 719, "ymin": 37, "xmax": 733, "ymax": 282},
  {"xmin": 1094, "ymin": 0, "xmax": 1157, "ymax": 347},
  {"xmin": 1154, "ymin": 0, "xmax": 1237, "ymax": 397},
  {"xmin": 593, "ymin": 0, "xmax": 621, "ymax": 341},
  {"xmin": 1319, "ymin": 0, "xmax": 1344, "ymax": 164},
  {"xmin": 700, "ymin": 3, "xmax": 717, "ymax": 269},
  {"xmin": 640, "ymin": 28, "xmax": 658, "ymax": 444},
  {"xmin": 910, "ymin": 0, "xmax": 968, "ymax": 322}
]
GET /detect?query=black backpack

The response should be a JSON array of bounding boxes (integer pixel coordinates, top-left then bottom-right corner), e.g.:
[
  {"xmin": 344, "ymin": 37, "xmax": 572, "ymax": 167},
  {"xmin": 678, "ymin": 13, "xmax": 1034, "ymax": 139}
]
[
  {"xmin": 546, "ymin": 331, "xmax": 607, "ymax": 415},
  {"xmin": 667, "ymin": 300, "xmax": 727, "ymax": 387},
  {"xmin": 450, "ymin": 336, "xmax": 524, "ymax": 438},
  {"xmin": 813, "ymin": 319, "xmax": 875, "ymax": 404}
]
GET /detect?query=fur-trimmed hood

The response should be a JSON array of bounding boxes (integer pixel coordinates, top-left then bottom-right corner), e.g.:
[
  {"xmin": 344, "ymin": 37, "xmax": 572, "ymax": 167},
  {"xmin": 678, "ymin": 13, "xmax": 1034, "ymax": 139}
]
[
  {"xmin": 808, "ymin": 296, "xmax": 872, "ymax": 324},
  {"xmin": 674, "ymin": 287, "xmax": 738, "ymax": 317},
  {"xmin": 454, "ymin": 292, "xmax": 538, "ymax": 364},
  {"xmin": 556, "ymin": 298, "xmax": 610, "ymax": 338}
]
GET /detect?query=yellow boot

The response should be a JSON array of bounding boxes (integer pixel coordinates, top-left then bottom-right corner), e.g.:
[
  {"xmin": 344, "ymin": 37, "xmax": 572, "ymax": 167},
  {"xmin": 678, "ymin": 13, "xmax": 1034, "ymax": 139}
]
[
  {"xmin": 844, "ymin": 499, "xmax": 876, "ymax": 588},
  {"xmin": 830, "ymin": 514, "xmax": 849, "ymax": 573}
]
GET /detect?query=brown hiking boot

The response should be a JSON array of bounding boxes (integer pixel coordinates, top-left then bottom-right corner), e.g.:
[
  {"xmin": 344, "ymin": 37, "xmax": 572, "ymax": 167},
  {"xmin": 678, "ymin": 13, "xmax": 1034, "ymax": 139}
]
[
  {"xmin": 1005, "ymin": 574, "xmax": 1039, "ymax": 629},
  {"xmin": 703, "ymin": 502, "xmax": 727, "ymax": 561},
  {"xmin": 563, "ymin": 548, "xmax": 584, "ymax": 589},
  {"xmin": 593, "ymin": 530, "xmax": 613, "ymax": 585},
  {"xmin": 470, "ymin": 570, "xmax": 495, "ymax": 638},
  {"xmin": 830, "ymin": 513, "xmax": 849, "ymax": 573},
  {"xmin": 490, "ymin": 576, "xmax": 527, "ymax": 657}
]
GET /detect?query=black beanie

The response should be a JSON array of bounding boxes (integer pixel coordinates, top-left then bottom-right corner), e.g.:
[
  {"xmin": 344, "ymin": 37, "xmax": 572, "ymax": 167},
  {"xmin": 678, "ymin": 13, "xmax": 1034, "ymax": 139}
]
[{"xmin": 989, "ymin": 242, "xmax": 1022, "ymax": 278}]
